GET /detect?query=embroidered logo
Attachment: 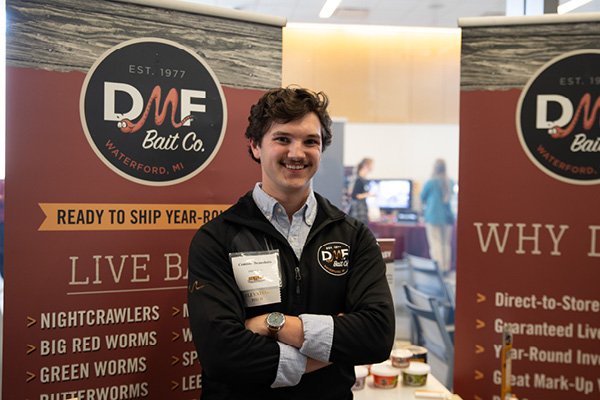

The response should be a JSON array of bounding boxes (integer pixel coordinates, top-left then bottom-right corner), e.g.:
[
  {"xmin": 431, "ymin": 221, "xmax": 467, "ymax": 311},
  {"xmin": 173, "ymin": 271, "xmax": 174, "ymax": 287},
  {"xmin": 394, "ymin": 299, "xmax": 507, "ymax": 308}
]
[{"xmin": 317, "ymin": 242, "xmax": 350, "ymax": 276}]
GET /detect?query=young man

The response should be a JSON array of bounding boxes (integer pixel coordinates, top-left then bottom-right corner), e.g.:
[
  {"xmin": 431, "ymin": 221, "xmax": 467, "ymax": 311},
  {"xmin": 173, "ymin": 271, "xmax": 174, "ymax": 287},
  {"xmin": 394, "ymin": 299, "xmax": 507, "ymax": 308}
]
[{"xmin": 187, "ymin": 87, "xmax": 395, "ymax": 399}]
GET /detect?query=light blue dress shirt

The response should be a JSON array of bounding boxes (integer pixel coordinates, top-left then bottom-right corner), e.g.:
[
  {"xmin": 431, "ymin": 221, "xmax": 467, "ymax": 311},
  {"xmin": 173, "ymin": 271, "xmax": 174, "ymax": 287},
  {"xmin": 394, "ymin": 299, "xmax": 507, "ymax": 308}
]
[{"xmin": 252, "ymin": 183, "xmax": 334, "ymax": 387}]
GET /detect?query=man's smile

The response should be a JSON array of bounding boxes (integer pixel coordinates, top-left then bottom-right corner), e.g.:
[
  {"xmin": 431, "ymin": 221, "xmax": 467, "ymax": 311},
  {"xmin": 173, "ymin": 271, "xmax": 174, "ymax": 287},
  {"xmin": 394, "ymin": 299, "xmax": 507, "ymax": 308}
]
[{"xmin": 283, "ymin": 162, "xmax": 307, "ymax": 170}]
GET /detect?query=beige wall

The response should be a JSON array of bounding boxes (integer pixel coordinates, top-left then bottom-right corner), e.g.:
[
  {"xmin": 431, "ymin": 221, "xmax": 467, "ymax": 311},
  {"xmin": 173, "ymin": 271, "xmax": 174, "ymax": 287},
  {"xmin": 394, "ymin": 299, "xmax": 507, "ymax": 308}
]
[{"xmin": 282, "ymin": 24, "xmax": 461, "ymax": 124}]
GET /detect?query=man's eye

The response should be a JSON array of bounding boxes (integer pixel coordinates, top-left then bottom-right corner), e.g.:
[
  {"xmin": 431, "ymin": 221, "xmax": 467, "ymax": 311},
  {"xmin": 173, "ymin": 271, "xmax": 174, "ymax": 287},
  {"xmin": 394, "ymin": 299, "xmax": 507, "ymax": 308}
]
[
  {"xmin": 274, "ymin": 137, "xmax": 290, "ymax": 143},
  {"xmin": 306, "ymin": 139, "xmax": 320, "ymax": 146}
]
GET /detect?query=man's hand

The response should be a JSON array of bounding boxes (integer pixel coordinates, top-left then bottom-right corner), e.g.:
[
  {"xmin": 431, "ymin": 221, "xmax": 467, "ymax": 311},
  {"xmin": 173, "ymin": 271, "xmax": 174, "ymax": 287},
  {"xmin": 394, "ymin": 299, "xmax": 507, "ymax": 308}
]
[{"xmin": 306, "ymin": 358, "xmax": 332, "ymax": 373}]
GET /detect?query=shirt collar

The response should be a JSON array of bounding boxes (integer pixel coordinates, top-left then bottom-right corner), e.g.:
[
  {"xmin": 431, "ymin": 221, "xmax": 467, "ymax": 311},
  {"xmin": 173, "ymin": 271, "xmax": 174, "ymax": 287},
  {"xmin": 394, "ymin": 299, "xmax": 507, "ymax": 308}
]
[{"xmin": 252, "ymin": 183, "xmax": 317, "ymax": 226}]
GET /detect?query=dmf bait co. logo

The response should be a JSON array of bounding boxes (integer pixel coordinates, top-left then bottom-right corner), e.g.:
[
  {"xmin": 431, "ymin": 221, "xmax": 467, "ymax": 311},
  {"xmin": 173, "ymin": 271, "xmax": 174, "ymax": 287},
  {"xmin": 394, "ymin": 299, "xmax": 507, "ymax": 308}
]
[
  {"xmin": 517, "ymin": 50, "xmax": 600, "ymax": 185},
  {"xmin": 80, "ymin": 38, "xmax": 227, "ymax": 185},
  {"xmin": 317, "ymin": 242, "xmax": 350, "ymax": 276}
]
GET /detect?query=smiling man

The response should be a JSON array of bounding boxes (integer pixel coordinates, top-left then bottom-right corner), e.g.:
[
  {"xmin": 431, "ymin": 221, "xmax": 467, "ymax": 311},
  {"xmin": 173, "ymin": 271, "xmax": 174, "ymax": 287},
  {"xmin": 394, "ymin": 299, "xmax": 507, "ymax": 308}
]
[{"xmin": 187, "ymin": 87, "xmax": 395, "ymax": 399}]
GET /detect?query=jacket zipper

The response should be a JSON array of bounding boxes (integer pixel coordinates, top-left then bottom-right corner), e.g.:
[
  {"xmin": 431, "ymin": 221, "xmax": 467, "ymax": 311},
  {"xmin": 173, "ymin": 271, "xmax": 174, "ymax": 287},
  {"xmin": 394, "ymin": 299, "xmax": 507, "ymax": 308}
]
[
  {"xmin": 292, "ymin": 218, "xmax": 341, "ymax": 296},
  {"xmin": 294, "ymin": 266, "xmax": 302, "ymax": 295}
]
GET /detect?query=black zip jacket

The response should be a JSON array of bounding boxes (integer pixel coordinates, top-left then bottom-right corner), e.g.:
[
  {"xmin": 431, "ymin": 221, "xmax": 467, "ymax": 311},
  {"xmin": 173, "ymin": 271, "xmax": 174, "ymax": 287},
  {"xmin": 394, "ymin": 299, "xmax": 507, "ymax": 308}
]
[{"xmin": 188, "ymin": 192, "xmax": 395, "ymax": 399}]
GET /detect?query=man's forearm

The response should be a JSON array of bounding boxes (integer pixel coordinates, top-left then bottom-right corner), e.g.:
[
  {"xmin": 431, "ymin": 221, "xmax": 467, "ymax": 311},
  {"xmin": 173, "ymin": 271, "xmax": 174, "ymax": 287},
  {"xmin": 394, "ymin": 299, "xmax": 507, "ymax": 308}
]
[{"xmin": 278, "ymin": 315, "xmax": 304, "ymax": 348}]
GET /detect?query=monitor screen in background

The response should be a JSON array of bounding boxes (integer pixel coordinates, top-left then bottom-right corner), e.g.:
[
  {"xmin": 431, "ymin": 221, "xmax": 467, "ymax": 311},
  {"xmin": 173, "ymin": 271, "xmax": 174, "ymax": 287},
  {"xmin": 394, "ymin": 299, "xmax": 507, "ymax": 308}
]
[{"xmin": 368, "ymin": 179, "xmax": 412, "ymax": 211}]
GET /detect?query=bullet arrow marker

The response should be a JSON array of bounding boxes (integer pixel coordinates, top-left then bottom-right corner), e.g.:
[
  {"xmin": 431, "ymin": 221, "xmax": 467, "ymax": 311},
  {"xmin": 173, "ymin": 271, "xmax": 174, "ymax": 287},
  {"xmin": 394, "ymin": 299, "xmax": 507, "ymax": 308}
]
[
  {"xmin": 475, "ymin": 344, "xmax": 485, "ymax": 354},
  {"xmin": 171, "ymin": 356, "xmax": 180, "ymax": 365},
  {"xmin": 476, "ymin": 293, "xmax": 486, "ymax": 303},
  {"xmin": 172, "ymin": 332, "xmax": 180, "ymax": 341},
  {"xmin": 474, "ymin": 370, "xmax": 484, "ymax": 380},
  {"xmin": 26, "ymin": 371, "xmax": 36, "ymax": 383},
  {"xmin": 26, "ymin": 344, "xmax": 36, "ymax": 355},
  {"xmin": 172, "ymin": 307, "xmax": 180, "ymax": 317},
  {"xmin": 27, "ymin": 316, "xmax": 36, "ymax": 327},
  {"xmin": 475, "ymin": 319, "xmax": 486, "ymax": 329},
  {"xmin": 171, "ymin": 380, "xmax": 180, "ymax": 390}
]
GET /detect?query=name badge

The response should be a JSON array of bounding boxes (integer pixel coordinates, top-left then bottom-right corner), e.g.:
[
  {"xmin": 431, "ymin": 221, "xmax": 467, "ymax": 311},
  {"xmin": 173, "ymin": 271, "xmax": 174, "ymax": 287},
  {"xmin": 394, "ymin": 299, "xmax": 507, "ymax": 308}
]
[{"xmin": 230, "ymin": 250, "xmax": 282, "ymax": 308}]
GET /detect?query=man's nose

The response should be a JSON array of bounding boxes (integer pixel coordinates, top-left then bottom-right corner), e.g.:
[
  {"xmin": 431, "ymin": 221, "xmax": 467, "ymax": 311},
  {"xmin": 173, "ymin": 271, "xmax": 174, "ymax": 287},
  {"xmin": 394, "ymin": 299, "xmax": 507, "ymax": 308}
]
[{"xmin": 288, "ymin": 141, "xmax": 305, "ymax": 158}]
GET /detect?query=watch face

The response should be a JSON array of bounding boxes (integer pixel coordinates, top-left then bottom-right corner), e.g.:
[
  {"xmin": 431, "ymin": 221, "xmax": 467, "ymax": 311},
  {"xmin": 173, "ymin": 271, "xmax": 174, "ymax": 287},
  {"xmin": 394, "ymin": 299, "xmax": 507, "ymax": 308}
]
[{"xmin": 267, "ymin": 312, "xmax": 285, "ymax": 328}]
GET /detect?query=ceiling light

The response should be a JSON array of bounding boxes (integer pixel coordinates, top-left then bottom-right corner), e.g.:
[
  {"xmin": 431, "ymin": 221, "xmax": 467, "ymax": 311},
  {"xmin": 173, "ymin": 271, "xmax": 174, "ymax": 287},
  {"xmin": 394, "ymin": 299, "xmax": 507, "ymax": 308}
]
[
  {"xmin": 319, "ymin": 0, "xmax": 342, "ymax": 19},
  {"xmin": 557, "ymin": 0, "xmax": 592, "ymax": 14}
]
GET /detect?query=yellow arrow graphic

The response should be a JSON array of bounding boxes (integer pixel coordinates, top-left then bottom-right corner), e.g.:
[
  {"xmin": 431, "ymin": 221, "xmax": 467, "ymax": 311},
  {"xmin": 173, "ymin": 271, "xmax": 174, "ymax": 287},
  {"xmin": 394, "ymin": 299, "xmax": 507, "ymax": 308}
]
[
  {"xmin": 26, "ymin": 344, "xmax": 36, "ymax": 355},
  {"xmin": 26, "ymin": 371, "xmax": 36, "ymax": 383},
  {"xmin": 474, "ymin": 370, "xmax": 484, "ymax": 380}
]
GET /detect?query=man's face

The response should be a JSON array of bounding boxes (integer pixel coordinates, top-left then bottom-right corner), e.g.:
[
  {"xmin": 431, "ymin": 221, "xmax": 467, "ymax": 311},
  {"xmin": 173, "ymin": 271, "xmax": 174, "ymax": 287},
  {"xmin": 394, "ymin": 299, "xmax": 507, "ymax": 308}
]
[{"xmin": 251, "ymin": 112, "xmax": 322, "ymax": 201}]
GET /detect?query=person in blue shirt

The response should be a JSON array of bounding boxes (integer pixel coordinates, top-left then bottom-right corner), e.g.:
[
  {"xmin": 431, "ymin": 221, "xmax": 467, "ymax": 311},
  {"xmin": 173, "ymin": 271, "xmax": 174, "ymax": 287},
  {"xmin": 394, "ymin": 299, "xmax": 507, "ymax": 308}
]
[{"xmin": 420, "ymin": 159, "xmax": 455, "ymax": 273}]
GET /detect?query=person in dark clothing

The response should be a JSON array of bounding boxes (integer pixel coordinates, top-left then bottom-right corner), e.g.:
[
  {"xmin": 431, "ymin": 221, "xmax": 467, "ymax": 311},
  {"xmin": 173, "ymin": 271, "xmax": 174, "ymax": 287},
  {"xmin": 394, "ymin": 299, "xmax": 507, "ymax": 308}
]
[
  {"xmin": 349, "ymin": 157, "xmax": 373, "ymax": 225},
  {"xmin": 187, "ymin": 87, "xmax": 395, "ymax": 399}
]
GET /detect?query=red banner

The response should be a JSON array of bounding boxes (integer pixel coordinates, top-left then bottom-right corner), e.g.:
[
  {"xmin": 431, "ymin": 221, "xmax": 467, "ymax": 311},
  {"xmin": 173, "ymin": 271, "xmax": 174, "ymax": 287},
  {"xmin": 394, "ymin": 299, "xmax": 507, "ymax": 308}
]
[
  {"xmin": 455, "ymin": 42, "xmax": 600, "ymax": 400},
  {"xmin": 4, "ymin": 62, "xmax": 262, "ymax": 398}
]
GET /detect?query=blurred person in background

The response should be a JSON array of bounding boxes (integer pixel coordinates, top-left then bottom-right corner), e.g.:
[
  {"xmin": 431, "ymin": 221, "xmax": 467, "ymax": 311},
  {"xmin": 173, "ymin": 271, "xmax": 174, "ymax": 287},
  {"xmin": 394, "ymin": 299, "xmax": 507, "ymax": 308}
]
[
  {"xmin": 349, "ymin": 158, "xmax": 373, "ymax": 225},
  {"xmin": 420, "ymin": 159, "xmax": 455, "ymax": 274}
]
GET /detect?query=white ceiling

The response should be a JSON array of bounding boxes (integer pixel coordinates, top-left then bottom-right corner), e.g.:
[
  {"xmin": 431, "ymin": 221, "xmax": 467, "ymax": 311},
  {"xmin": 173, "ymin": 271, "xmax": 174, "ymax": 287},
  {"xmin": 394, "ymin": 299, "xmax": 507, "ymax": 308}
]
[{"xmin": 188, "ymin": 0, "xmax": 600, "ymax": 28}]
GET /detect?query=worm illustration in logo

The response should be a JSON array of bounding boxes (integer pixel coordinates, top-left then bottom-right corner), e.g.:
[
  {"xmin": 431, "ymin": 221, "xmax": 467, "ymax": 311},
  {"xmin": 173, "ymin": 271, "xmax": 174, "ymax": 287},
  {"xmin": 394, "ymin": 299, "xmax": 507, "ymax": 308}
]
[
  {"xmin": 547, "ymin": 93, "xmax": 600, "ymax": 139},
  {"xmin": 117, "ymin": 85, "xmax": 195, "ymax": 134}
]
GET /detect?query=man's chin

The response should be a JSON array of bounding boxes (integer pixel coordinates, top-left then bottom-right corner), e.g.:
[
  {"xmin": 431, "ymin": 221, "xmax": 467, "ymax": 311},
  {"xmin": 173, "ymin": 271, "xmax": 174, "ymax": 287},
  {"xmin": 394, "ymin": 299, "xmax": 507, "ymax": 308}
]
[{"xmin": 282, "ymin": 180, "xmax": 311, "ymax": 192}]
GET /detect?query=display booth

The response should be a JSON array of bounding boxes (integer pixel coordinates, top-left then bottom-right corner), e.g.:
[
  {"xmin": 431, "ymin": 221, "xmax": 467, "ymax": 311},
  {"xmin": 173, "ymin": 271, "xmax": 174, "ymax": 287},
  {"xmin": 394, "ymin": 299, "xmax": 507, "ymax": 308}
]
[
  {"xmin": 455, "ymin": 13, "xmax": 600, "ymax": 400},
  {"xmin": 3, "ymin": 0, "xmax": 283, "ymax": 398}
]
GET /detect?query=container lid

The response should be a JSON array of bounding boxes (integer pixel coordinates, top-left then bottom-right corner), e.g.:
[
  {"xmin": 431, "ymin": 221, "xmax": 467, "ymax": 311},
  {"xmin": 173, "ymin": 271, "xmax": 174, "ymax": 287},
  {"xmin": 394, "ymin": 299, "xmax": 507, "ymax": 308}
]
[
  {"xmin": 391, "ymin": 348, "xmax": 413, "ymax": 358},
  {"xmin": 371, "ymin": 362, "xmax": 401, "ymax": 377},
  {"xmin": 354, "ymin": 365, "xmax": 369, "ymax": 378},
  {"xmin": 402, "ymin": 344, "xmax": 428, "ymax": 354},
  {"xmin": 404, "ymin": 362, "xmax": 431, "ymax": 375}
]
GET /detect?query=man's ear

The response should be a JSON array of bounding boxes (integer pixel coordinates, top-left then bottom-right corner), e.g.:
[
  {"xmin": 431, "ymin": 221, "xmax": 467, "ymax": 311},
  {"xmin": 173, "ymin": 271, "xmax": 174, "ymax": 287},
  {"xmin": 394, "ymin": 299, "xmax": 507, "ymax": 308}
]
[{"xmin": 250, "ymin": 140, "xmax": 261, "ymax": 160}]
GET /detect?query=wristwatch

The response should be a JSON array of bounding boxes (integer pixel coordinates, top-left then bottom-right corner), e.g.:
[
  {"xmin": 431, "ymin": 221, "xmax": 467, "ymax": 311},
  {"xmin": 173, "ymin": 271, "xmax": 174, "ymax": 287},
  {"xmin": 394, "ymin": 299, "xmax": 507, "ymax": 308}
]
[{"xmin": 265, "ymin": 312, "xmax": 286, "ymax": 338}]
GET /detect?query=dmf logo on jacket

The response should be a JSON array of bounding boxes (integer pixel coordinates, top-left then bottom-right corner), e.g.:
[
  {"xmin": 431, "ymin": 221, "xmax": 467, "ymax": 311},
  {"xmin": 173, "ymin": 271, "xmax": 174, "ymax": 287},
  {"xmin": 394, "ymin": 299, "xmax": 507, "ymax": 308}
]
[{"xmin": 317, "ymin": 242, "xmax": 350, "ymax": 276}]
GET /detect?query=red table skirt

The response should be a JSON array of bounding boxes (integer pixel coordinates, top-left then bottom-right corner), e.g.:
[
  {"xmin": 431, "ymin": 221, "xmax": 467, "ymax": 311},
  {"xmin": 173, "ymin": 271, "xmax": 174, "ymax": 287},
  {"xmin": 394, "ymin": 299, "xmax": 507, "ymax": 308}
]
[
  {"xmin": 369, "ymin": 221, "xmax": 456, "ymax": 270},
  {"xmin": 368, "ymin": 222, "xmax": 429, "ymax": 260}
]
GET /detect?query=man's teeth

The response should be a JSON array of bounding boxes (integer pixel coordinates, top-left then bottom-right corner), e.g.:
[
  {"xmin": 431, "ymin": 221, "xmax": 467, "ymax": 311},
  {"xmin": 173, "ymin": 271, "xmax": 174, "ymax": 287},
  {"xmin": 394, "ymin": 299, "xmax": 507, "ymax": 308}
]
[{"xmin": 285, "ymin": 164, "xmax": 304, "ymax": 170}]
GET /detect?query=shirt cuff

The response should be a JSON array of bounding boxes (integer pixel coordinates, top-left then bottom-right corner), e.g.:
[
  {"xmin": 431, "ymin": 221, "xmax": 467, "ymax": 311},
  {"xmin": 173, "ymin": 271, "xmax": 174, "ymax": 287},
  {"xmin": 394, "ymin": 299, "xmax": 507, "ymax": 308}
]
[
  {"xmin": 271, "ymin": 342, "xmax": 307, "ymax": 388},
  {"xmin": 298, "ymin": 314, "xmax": 333, "ymax": 362}
]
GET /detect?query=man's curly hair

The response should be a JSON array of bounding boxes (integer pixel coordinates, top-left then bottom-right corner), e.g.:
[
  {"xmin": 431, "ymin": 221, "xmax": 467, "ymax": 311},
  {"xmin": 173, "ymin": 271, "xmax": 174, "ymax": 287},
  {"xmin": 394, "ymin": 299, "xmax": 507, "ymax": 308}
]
[{"xmin": 244, "ymin": 86, "xmax": 333, "ymax": 163}]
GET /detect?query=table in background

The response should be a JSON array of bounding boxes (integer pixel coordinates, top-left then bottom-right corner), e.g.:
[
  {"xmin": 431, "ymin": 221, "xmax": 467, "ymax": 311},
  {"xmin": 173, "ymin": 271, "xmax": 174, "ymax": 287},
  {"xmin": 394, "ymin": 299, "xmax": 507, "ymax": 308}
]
[
  {"xmin": 354, "ymin": 374, "xmax": 451, "ymax": 400},
  {"xmin": 368, "ymin": 222, "xmax": 429, "ymax": 259},
  {"xmin": 369, "ymin": 221, "xmax": 457, "ymax": 271}
]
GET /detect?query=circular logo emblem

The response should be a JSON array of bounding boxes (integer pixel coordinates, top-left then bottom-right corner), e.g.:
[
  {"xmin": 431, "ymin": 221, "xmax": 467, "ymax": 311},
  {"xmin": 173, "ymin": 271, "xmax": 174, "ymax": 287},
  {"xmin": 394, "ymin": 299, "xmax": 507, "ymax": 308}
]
[
  {"xmin": 80, "ymin": 38, "xmax": 227, "ymax": 186},
  {"xmin": 516, "ymin": 50, "xmax": 600, "ymax": 185},
  {"xmin": 317, "ymin": 242, "xmax": 350, "ymax": 276}
]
